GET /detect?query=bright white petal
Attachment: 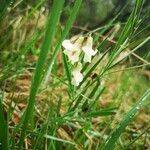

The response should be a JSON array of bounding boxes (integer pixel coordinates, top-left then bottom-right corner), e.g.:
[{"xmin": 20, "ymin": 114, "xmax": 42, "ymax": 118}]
[
  {"xmin": 62, "ymin": 37, "xmax": 84, "ymax": 51},
  {"xmin": 64, "ymin": 49, "xmax": 80, "ymax": 64},
  {"xmin": 62, "ymin": 36, "xmax": 85, "ymax": 64},
  {"xmin": 62, "ymin": 40, "xmax": 74, "ymax": 50},
  {"xmin": 63, "ymin": 49, "xmax": 72, "ymax": 56},
  {"xmin": 82, "ymin": 36, "xmax": 97, "ymax": 61},
  {"xmin": 71, "ymin": 63, "xmax": 83, "ymax": 86},
  {"xmin": 82, "ymin": 47, "xmax": 97, "ymax": 62},
  {"xmin": 71, "ymin": 72, "xmax": 83, "ymax": 86},
  {"xmin": 82, "ymin": 47, "xmax": 97, "ymax": 56},
  {"xmin": 85, "ymin": 36, "xmax": 93, "ymax": 48},
  {"xmin": 71, "ymin": 78, "xmax": 79, "ymax": 86},
  {"xmin": 83, "ymin": 54, "xmax": 92, "ymax": 63}
]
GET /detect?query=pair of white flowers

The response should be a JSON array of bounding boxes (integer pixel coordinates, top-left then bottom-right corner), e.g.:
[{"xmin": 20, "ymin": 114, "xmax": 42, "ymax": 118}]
[{"xmin": 62, "ymin": 35, "xmax": 98, "ymax": 86}]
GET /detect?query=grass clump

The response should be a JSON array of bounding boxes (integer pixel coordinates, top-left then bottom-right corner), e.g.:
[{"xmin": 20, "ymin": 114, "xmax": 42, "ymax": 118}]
[{"xmin": 0, "ymin": 0, "xmax": 149, "ymax": 149}]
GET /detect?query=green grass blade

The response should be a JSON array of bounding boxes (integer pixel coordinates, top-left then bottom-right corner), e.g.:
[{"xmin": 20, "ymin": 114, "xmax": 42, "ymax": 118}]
[
  {"xmin": 81, "ymin": 81, "xmax": 100, "ymax": 111},
  {"xmin": 0, "ymin": 87, "xmax": 9, "ymax": 150},
  {"xmin": 69, "ymin": 81, "xmax": 92, "ymax": 112},
  {"xmin": 89, "ymin": 87, "xmax": 105, "ymax": 111},
  {"xmin": 33, "ymin": 124, "xmax": 47, "ymax": 150},
  {"xmin": 45, "ymin": 135, "xmax": 76, "ymax": 146},
  {"xmin": 108, "ymin": 36, "xmax": 150, "ymax": 70},
  {"xmin": 79, "ymin": 50, "xmax": 108, "ymax": 87},
  {"xmin": 18, "ymin": 0, "xmax": 65, "ymax": 148},
  {"xmin": 82, "ymin": 109, "xmax": 116, "ymax": 118},
  {"xmin": 101, "ymin": 89, "xmax": 150, "ymax": 150},
  {"xmin": 62, "ymin": 51, "xmax": 73, "ymax": 91}
]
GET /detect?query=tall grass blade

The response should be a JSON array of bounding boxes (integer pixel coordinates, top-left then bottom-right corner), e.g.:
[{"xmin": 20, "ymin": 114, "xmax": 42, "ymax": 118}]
[
  {"xmin": 18, "ymin": 0, "xmax": 65, "ymax": 148},
  {"xmin": 0, "ymin": 86, "xmax": 9, "ymax": 150}
]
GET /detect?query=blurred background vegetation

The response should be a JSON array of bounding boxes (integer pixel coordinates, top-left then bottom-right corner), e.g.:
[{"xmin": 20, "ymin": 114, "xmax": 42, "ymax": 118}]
[{"xmin": 0, "ymin": 0, "xmax": 149, "ymax": 64}]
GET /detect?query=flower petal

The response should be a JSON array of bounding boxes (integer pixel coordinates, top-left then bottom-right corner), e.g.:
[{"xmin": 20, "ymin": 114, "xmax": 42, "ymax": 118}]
[
  {"xmin": 85, "ymin": 36, "xmax": 93, "ymax": 48},
  {"xmin": 71, "ymin": 72, "xmax": 83, "ymax": 86},
  {"xmin": 82, "ymin": 47, "xmax": 97, "ymax": 56},
  {"xmin": 64, "ymin": 49, "xmax": 80, "ymax": 64},
  {"xmin": 71, "ymin": 63, "xmax": 83, "ymax": 86},
  {"xmin": 82, "ymin": 36, "xmax": 98, "ymax": 62},
  {"xmin": 62, "ymin": 40, "xmax": 74, "ymax": 50},
  {"xmin": 83, "ymin": 54, "xmax": 92, "ymax": 63},
  {"xmin": 62, "ymin": 36, "xmax": 84, "ymax": 64}
]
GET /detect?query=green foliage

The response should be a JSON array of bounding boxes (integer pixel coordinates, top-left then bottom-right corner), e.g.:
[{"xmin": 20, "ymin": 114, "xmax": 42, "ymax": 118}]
[
  {"xmin": 0, "ymin": 88, "xmax": 9, "ymax": 150},
  {"xmin": 18, "ymin": 0, "xmax": 65, "ymax": 148},
  {"xmin": 0, "ymin": 0, "xmax": 149, "ymax": 149},
  {"xmin": 101, "ymin": 89, "xmax": 150, "ymax": 150}
]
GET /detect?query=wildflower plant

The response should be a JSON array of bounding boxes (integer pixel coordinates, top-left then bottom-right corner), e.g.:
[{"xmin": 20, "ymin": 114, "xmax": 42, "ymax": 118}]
[{"xmin": 62, "ymin": 35, "xmax": 98, "ymax": 86}]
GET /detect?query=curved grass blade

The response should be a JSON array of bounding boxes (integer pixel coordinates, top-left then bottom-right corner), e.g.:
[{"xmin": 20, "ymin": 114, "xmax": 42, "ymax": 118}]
[{"xmin": 101, "ymin": 89, "xmax": 150, "ymax": 150}]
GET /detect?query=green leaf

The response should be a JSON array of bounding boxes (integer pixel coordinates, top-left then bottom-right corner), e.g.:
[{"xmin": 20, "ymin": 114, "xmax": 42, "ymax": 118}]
[{"xmin": 83, "ymin": 108, "xmax": 116, "ymax": 118}]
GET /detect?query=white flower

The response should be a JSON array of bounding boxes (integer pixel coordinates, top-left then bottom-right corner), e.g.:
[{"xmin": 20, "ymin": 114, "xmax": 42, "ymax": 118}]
[
  {"xmin": 82, "ymin": 36, "xmax": 98, "ymax": 63},
  {"xmin": 62, "ymin": 36, "xmax": 84, "ymax": 64},
  {"xmin": 71, "ymin": 63, "xmax": 83, "ymax": 86}
]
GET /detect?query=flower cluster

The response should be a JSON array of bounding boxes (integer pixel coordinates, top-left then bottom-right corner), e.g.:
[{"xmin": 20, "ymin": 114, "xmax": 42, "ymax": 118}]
[{"xmin": 62, "ymin": 35, "xmax": 97, "ymax": 86}]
